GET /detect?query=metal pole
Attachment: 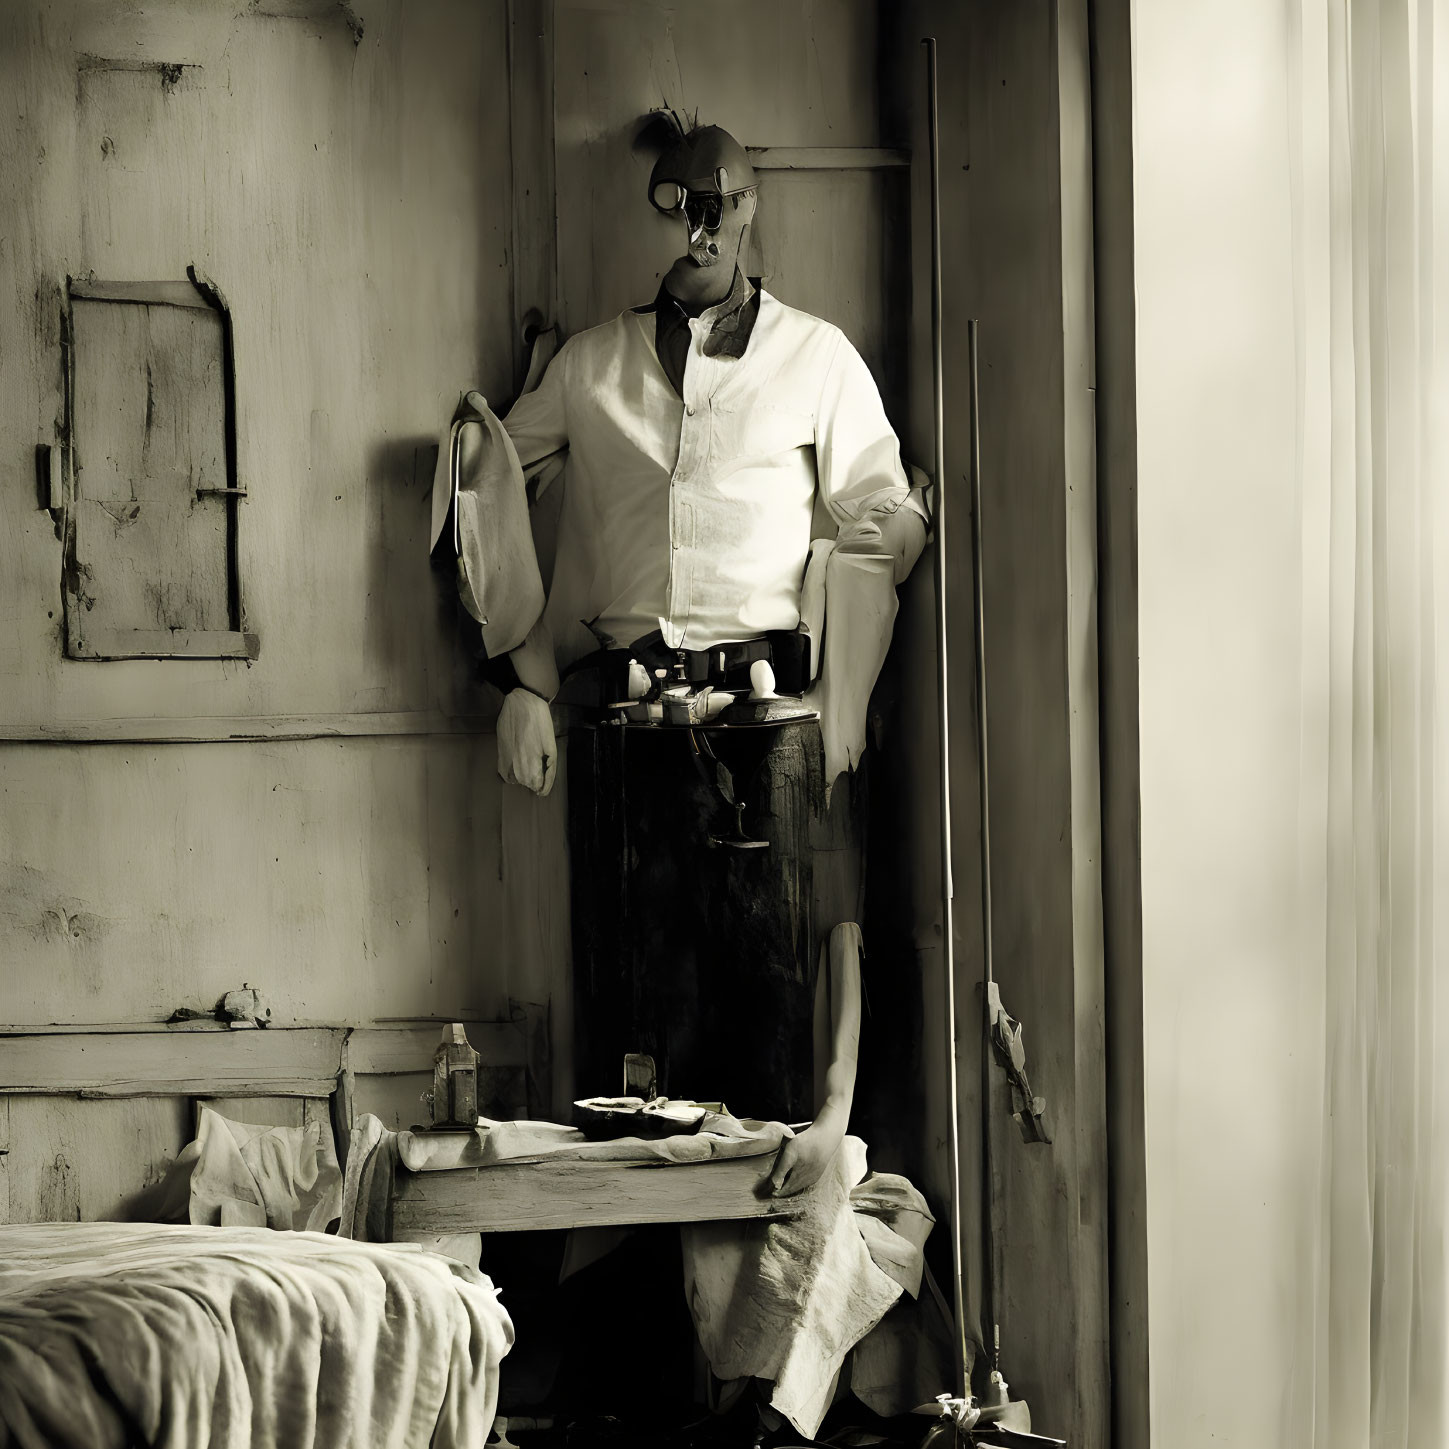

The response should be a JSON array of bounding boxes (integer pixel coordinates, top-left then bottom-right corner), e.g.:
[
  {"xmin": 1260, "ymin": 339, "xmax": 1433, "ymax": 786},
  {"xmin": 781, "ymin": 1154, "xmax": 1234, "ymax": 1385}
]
[
  {"xmin": 969, "ymin": 316, "xmax": 1006, "ymax": 1390},
  {"xmin": 922, "ymin": 35, "xmax": 970, "ymax": 1405},
  {"xmin": 967, "ymin": 334, "xmax": 992, "ymax": 988}
]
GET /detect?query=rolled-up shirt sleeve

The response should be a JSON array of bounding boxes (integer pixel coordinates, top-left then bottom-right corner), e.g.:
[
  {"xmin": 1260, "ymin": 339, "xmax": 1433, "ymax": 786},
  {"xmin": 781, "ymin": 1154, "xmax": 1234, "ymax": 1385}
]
[
  {"xmin": 814, "ymin": 332, "xmax": 929, "ymax": 530},
  {"xmin": 502, "ymin": 340, "xmax": 572, "ymax": 480},
  {"xmin": 469, "ymin": 341, "xmax": 572, "ymax": 690}
]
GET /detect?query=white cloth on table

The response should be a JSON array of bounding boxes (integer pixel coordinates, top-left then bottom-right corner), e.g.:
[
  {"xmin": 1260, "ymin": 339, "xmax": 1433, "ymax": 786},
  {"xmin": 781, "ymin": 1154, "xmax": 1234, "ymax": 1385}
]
[
  {"xmin": 336, "ymin": 1114, "xmax": 483, "ymax": 1266},
  {"xmin": 341, "ymin": 1114, "xmax": 936, "ymax": 1441},
  {"xmin": 0, "ymin": 1220, "xmax": 513, "ymax": 1449},
  {"xmin": 394, "ymin": 1112, "xmax": 788, "ymax": 1173},
  {"xmin": 682, "ymin": 1136, "xmax": 935, "ymax": 1439},
  {"xmin": 337, "ymin": 1111, "xmax": 399, "ymax": 1243},
  {"xmin": 338, "ymin": 1113, "xmax": 788, "ymax": 1255}
]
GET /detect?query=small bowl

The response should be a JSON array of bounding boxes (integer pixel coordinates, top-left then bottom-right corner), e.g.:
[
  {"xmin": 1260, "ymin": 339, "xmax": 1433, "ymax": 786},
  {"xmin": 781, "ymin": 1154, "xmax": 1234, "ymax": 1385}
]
[{"xmin": 572, "ymin": 1096, "xmax": 707, "ymax": 1140}]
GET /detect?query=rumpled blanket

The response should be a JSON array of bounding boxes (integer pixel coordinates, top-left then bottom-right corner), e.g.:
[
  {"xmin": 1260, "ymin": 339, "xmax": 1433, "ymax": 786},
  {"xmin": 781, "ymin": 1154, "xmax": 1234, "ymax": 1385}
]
[{"xmin": 0, "ymin": 1221, "xmax": 513, "ymax": 1449}]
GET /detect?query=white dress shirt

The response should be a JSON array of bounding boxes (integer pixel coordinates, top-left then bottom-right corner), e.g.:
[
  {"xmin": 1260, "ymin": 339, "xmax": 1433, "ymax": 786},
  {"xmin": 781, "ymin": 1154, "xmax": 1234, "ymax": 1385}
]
[{"xmin": 502, "ymin": 287, "xmax": 924, "ymax": 656}]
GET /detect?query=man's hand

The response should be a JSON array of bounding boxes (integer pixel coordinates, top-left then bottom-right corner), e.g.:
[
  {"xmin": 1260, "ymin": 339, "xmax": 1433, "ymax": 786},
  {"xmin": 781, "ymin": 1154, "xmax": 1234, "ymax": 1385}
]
[
  {"xmin": 496, "ymin": 688, "xmax": 557, "ymax": 796},
  {"xmin": 767, "ymin": 1123, "xmax": 842, "ymax": 1198}
]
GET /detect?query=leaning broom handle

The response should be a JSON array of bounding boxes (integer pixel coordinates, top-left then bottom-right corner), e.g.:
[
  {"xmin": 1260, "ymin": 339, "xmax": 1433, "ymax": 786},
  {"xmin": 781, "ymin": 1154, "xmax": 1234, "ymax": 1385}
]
[
  {"xmin": 969, "ymin": 317, "xmax": 1002, "ymax": 1393},
  {"xmin": 923, "ymin": 35, "xmax": 971, "ymax": 1404}
]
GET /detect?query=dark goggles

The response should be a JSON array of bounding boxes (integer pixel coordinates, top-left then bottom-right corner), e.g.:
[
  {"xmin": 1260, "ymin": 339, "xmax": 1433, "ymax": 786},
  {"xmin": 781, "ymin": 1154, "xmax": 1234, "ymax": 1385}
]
[{"xmin": 650, "ymin": 180, "xmax": 725, "ymax": 232}]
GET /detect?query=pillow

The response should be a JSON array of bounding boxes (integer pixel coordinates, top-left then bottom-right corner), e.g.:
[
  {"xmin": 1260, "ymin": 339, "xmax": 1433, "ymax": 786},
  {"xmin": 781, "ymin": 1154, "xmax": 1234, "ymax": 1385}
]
[{"xmin": 139, "ymin": 1104, "xmax": 342, "ymax": 1232}]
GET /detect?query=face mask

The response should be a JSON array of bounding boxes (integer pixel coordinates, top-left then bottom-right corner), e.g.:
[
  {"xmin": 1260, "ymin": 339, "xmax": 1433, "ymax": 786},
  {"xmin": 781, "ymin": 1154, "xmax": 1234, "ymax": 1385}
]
[
  {"xmin": 651, "ymin": 182, "xmax": 729, "ymax": 266},
  {"xmin": 684, "ymin": 200, "xmax": 725, "ymax": 266}
]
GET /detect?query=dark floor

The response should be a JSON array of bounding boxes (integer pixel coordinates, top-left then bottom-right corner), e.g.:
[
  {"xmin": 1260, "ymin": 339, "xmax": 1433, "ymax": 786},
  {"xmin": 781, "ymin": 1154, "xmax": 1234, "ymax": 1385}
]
[{"xmin": 480, "ymin": 1227, "xmax": 943, "ymax": 1449}]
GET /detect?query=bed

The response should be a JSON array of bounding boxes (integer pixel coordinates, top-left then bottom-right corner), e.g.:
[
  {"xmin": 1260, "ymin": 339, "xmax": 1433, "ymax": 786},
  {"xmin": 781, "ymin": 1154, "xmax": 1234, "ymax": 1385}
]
[
  {"xmin": 0, "ymin": 1022, "xmax": 526, "ymax": 1449},
  {"xmin": 0, "ymin": 1221, "xmax": 513, "ymax": 1449}
]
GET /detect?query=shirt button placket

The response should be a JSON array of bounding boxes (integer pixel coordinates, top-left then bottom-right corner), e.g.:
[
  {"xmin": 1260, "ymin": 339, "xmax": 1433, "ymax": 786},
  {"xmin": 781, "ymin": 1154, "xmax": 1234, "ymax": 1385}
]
[{"xmin": 668, "ymin": 323, "xmax": 705, "ymax": 642}]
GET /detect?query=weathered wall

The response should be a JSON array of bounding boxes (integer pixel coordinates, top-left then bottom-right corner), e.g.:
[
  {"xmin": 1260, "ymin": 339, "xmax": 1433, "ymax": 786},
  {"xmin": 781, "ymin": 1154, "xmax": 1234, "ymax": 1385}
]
[
  {"xmin": 0, "ymin": 0, "xmax": 521, "ymax": 1029},
  {"xmin": 0, "ymin": 0, "xmax": 941, "ymax": 1222},
  {"xmin": 0, "ymin": 739, "xmax": 504, "ymax": 1024}
]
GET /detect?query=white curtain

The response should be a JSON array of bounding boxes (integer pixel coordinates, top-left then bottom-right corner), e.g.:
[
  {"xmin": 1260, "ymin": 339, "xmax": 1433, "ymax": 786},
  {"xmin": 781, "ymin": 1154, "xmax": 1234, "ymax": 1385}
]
[{"xmin": 1287, "ymin": 1, "xmax": 1449, "ymax": 1444}]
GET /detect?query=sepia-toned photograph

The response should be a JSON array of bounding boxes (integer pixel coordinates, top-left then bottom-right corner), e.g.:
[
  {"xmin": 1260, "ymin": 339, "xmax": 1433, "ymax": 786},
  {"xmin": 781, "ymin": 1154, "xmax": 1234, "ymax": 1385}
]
[{"xmin": 0, "ymin": 2, "xmax": 1444, "ymax": 1447}]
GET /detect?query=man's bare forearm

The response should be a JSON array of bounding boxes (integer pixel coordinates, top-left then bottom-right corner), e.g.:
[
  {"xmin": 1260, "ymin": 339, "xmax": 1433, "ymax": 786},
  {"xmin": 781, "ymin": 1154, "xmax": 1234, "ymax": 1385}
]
[
  {"xmin": 768, "ymin": 923, "xmax": 863, "ymax": 1195},
  {"xmin": 814, "ymin": 921, "xmax": 863, "ymax": 1141}
]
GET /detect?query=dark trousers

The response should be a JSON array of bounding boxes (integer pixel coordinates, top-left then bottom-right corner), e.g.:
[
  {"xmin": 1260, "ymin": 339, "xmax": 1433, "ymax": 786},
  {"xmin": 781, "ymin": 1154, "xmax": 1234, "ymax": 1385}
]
[{"xmin": 568, "ymin": 720, "xmax": 866, "ymax": 1126}]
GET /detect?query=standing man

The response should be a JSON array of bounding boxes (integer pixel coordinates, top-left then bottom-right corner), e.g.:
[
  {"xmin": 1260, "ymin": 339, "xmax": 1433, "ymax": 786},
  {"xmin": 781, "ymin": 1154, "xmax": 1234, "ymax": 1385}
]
[
  {"xmin": 445, "ymin": 119, "xmax": 932, "ymax": 1441},
  {"xmin": 485, "ymin": 119, "xmax": 924, "ymax": 1196}
]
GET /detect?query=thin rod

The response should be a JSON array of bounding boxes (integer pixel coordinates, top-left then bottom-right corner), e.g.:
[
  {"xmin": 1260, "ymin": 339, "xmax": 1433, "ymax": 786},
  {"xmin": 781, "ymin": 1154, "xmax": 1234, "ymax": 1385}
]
[
  {"xmin": 969, "ymin": 318, "xmax": 1005, "ymax": 1377},
  {"xmin": 968, "ymin": 325, "xmax": 992, "ymax": 987},
  {"xmin": 923, "ymin": 34, "xmax": 969, "ymax": 1405}
]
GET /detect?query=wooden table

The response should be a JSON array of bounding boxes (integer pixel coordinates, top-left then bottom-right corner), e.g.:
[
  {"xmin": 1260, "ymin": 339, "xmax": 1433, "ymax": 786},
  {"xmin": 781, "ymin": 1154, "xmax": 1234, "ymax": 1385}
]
[{"xmin": 391, "ymin": 1152, "xmax": 811, "ymax": 1234}]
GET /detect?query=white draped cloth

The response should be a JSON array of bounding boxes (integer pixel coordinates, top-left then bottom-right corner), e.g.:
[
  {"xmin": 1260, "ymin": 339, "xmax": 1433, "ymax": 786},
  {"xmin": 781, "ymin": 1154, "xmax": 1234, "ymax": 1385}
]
[
  {"xmin": 1287, "ymin": 2, "xmax": 1449, "ymax": 1444},
  {"xmin": 1136, "ymin": 2, "xmax": 1448, "ymax": 1444}
]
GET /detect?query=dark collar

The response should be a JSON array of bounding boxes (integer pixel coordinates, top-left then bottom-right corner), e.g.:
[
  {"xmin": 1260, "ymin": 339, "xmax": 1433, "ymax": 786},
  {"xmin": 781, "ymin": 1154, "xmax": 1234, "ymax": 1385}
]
[{"xmin": 635, "ymin": 269, "xmax": 762, "ymax": 360}]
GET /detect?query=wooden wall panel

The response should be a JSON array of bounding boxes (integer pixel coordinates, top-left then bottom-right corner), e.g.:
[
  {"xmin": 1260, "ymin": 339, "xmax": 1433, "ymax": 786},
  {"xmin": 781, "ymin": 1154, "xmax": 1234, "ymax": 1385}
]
[
  {"xmin": 549, "ymin": 0, "xmax": 883, "ymax": 335},
  {"xmin": 0, "ymin": 2, "xmax": 538, "ymax": 1044},
  {"xmin": 0, "ymin": 1015, "xmax": 539, "ymax": 1221},
  {"xmin": 0, "ymin": 1028, "xmax": 343, "ymax": 1096},
  {"xmin": 194, "ymin": 1096, "xmax": 307, "ymax": 1130},
  {"xmin": 499, "ymin": 765, "xmax": 573, "ymax": 1114},
  {"xmin": 4, "ymin": 1095, "xmax": 192, "ymax": 1223},
  {"xmin": 68, "ymin": 296, "xmax": 233, "ymax": 642},
  {"xmin": 2, "ymin": 1095, "xmax": 333, "ymax": 1224},
  {"xmin": 750, "ymin": 168, "xmax": 912, "ymax": 425},
  {"xmin": 0, "ymin": 0, "xmax": 510, "ymax": 730},
  {"xmin": 1089, "ymin": 0, "xmax": 1150, "ymax": 1439},
  {"xmin": 0, "ymin": 1100, "xmax": 9, "ymax": 1223},
  {"xmin": 351, "ymin": 1073, "xmax": 430, "ymax": 1133},
  {"xmin": 0, "ymin": 738, "xmax": 507, "ymax": 1027},
  {"xmin": 347, "ymin": 1071, "xmax": 528, "ymax": 1133}
]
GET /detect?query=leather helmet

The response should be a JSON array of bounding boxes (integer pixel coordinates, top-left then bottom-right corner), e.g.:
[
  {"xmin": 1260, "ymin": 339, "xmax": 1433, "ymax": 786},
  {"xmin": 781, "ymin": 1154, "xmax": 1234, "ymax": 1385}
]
[{"xmin": 648, "ymin": 124, "xmax": 758, "ymax": 216}]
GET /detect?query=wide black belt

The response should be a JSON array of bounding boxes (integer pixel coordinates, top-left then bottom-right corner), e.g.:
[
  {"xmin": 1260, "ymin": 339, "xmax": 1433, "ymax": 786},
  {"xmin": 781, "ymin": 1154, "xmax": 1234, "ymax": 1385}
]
[{"xmin": 564, "ymin": 628, "xmax": 808, "ymax": 702}]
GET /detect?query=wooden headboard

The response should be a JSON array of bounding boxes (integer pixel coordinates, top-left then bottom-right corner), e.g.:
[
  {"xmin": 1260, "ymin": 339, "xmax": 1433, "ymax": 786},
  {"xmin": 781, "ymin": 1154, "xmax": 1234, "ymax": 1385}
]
[{"xmin": 0, "ymin": 1018, "xmax": 537, "ymax": 1224}]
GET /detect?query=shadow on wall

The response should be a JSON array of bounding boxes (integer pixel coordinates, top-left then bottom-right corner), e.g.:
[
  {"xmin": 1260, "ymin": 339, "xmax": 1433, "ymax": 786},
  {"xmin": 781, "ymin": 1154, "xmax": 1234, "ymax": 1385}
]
[
  {"xmin": 362, "ymin": 434, "xmax": 434, "ymax": 702},
  {"xmin": 364, "ymin": 433, "xmax": 497, "ymax": 718}
]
